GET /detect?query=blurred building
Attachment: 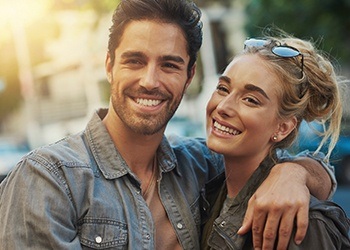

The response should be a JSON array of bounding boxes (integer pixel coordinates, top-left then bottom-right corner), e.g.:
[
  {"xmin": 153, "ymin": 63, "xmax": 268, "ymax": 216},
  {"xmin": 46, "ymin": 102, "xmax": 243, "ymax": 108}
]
[{"xmin": 28, "ymin": 10, "xmax": 111, "ymax": 147}]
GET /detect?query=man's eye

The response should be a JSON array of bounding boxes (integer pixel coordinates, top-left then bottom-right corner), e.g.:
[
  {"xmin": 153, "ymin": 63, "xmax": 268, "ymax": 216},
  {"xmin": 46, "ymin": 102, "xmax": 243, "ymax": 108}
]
[
  {"xmin": 216, "ymin": 84, "xmax": 229, "ymax": 93},
  {"xmin": 127, "ymin": 59, "xmax": 142, "ymax": 64},
  {"xmin": 163, "ymin": 63, "xmax": 179, "ymax": 69}
]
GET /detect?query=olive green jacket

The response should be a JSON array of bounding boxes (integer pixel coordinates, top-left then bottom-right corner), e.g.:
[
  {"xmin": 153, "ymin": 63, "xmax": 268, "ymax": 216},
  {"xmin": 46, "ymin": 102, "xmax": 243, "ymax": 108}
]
[{"xmin": 200, "ymin": 157, "xmax": 350, "ymax": 250}]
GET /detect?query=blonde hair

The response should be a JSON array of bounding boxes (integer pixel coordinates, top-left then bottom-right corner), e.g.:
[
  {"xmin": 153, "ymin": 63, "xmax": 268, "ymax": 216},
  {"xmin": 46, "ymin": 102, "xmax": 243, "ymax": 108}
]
[{"xmin": 243, "ymin": 32, "xmax": 344, "ymax": 160}]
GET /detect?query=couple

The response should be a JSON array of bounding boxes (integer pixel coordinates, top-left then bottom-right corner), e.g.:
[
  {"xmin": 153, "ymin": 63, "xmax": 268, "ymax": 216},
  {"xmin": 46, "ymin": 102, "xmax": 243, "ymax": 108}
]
[{"xmin": 0, "ymin": 0, "xmax": 348, "ymax": 249}]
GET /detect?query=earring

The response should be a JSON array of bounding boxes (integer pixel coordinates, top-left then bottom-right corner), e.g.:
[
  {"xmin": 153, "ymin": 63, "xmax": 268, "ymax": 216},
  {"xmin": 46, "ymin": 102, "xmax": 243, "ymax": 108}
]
[{"xmin": 272, "ymin": 135, "xmax": 278, "ymax": 141}]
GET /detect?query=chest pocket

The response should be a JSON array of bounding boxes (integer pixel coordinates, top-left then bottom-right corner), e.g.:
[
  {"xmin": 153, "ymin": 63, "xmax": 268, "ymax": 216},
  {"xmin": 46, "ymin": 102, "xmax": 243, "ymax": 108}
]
[{"xmin": 78, "ymin": 217, "xmax": 128, "ymax": 249}]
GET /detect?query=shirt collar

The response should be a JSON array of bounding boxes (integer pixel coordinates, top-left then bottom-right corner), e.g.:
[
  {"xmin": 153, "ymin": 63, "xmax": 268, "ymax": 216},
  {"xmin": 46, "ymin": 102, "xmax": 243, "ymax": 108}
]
[{"xmin": 85, "ymin": 109, "xmax": 180, "ymax": 179}]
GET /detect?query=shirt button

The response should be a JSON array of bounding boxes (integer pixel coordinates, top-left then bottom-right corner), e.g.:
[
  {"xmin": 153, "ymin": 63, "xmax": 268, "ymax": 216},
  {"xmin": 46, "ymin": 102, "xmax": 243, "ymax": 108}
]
[
  {"xmin": 95, "ymin": 236, "xmax": 102, "ymax": 243},
  {"xmin": 145, "ymin": 234, "xmax": 151, "ymax": 240},
  {"xmin": 177, "ymin": 223, "xmax": 183, "ymax": 229},
  {"xmin": 220, "ymin": 221, "xmax": 226, "ymax": 227}
]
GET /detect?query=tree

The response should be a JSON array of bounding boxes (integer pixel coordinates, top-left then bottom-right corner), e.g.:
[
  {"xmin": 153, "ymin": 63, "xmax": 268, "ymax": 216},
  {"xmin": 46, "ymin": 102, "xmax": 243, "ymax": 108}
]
[{"xmin": 245, "ymin": 0, "xmax": 350, "ymax": 65}]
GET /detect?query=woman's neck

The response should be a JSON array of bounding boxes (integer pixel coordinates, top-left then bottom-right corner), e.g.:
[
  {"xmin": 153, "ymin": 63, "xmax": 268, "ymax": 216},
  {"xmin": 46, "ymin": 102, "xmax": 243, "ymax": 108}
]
[{"xmin": 224, "ymin": 153, "xmax": 268, "ymax": 198}]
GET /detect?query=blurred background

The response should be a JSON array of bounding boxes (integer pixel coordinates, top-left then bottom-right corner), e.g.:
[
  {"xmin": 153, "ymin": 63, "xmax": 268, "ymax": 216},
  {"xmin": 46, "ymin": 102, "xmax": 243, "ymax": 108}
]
[{"xmin": 0, "ymin": 0, "xmax": 349, "ymax": 215}]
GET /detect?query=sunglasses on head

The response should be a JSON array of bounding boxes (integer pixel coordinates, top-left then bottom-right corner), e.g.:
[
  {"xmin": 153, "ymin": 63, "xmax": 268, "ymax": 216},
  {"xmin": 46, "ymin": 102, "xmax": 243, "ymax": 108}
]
[{"xmin": 244, "ymin": 38, "xmax": 304, "ymax": 74}]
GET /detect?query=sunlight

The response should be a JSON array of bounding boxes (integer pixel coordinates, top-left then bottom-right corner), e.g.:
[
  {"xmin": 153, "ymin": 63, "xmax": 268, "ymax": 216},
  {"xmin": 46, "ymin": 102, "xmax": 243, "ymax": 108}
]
[
  {"xmin": 0, "ymin": 0, "xmax": 52, "ymax": 24},
  {"xmin": 0, "ymin": 0, "xmax": 52, "ymax": 43}
]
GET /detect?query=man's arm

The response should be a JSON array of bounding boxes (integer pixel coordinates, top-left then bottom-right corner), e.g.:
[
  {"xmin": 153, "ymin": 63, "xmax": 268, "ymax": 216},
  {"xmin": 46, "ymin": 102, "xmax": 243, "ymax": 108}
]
[
  {"xmin": 0, "ymin": 158, "xmax": 80, "ymax": 249},
  {"xmin": 278, "ymin": 149, "xmax": 337, "ymax": 199},
  {"xmin": 238, "ymin": 151, "xmax": 335, "ymax": 250},
  {"xmin": 292, "ymin": 156, "xmax": 332, "ymax": 200}
]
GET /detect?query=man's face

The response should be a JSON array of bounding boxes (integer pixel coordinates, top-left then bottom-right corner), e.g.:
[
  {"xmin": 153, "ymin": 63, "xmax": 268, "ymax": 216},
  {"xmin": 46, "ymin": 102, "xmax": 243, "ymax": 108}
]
[{"xmin": 106, "ymin": 20, "xmax": 193, "ymax": 135}]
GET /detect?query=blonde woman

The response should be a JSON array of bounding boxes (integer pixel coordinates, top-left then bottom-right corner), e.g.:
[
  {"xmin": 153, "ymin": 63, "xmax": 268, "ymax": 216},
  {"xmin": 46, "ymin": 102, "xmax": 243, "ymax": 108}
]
[{"xmin": 201, "ymin": 34, "xmax": 350, "ymax": 249}]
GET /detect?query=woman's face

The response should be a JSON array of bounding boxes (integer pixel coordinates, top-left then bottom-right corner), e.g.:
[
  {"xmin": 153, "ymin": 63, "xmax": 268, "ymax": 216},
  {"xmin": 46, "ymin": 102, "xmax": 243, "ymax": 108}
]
[{"xmin": 206, "ymin": 54, "xmax": 288, "ymax": 159}]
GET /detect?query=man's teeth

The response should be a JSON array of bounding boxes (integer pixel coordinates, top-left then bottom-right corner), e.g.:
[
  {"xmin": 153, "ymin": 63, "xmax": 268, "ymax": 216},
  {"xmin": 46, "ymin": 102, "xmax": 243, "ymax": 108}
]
[
  {"xmin": 136, "ymin": 98, "xmax": 161, "ymax": 106},
  {"xmin": 214, "ymin": 121, "xmax": 241, "ymax": 135}
]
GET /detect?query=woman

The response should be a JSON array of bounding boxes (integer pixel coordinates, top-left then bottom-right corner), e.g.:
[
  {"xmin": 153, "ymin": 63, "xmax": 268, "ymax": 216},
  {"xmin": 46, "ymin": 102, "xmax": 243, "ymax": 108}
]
[{"xmin": 201, "ymin": 34, "xmax": 350, "ymax": 249}]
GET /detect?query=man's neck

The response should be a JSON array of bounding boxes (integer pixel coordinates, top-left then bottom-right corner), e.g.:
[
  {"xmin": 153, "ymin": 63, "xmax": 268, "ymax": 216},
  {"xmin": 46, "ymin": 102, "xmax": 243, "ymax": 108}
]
[{"xmin": 102, "ymin": 110, "xmax": 164, "ymax": 175}]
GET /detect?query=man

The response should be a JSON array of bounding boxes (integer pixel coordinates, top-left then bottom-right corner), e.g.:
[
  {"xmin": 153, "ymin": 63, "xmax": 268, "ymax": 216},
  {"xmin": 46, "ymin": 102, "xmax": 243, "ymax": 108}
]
[{"xmin": 0, "ymin": 0, "xmax": 335, "ymax": 249}]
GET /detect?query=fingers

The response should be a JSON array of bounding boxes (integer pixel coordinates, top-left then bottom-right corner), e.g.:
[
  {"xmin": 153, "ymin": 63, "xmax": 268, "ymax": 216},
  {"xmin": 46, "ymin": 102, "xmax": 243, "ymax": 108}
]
[
  {"xmin": 249, "ymin": 199, "xmax": 295, "ymax": 250},
  {"xmin": 238, "ymin": 198, "xmax": 254, "ymax": 235},
  {"xmin": 251, "ymin": 201, "xmax": 308, "ymax": 250},
  {"xmin": 274, "ymin": 205, "xmax": 296, "ymax": 249},
  {"xmin": 294, "ymin": 205, "xmax": 309, "ymax": 245},
  {"xmin": 251, "ymin": 206, "xmax": 268, "ymax": 250}
]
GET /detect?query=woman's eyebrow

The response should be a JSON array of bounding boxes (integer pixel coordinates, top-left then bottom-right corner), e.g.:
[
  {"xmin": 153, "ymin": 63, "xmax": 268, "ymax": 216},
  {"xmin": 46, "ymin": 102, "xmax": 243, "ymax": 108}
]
[
  {"xmin": 245, "ymin": 83, "xmax": 270, "ymax": 100},
  {"xmin": 218, "ymin": 76, "xmax": 270, "ymax": 100},
  {"xmin": 218, "ymin": 75, "xmax": 231, "ymax": 84}
]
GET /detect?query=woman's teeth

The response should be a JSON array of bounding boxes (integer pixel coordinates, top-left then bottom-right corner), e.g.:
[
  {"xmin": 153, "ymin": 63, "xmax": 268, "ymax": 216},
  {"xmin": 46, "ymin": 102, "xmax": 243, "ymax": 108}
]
[{"xmin": 214, "ymin": 121, "xmax": 241, "ymax": 135}]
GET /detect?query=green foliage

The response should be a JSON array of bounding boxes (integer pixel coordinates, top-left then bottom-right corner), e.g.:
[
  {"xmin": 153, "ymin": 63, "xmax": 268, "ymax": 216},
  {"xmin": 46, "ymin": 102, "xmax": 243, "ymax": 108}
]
[{"xmin": 245, "ymin": 0, "xmax": 350, "ymax": 64}]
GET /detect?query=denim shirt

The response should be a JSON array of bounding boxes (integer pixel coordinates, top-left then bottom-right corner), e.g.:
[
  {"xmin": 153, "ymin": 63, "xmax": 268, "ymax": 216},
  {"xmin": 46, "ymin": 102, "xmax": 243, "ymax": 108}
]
[{"xmin": 0, "ymin": 110, "xmax": 223, "ymax": 249}]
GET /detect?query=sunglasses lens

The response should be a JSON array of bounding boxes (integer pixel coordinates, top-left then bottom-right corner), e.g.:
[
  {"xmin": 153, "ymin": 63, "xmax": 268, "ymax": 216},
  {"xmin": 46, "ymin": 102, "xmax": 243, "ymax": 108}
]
[
  {"xmin": 244, "ymin": 38, "xmax": 304, "ymax": 76},
  {"xmin": 244, "ymin": 39, "xmax": 267, "ymax": 48},
  {"xmin": 272, "ymin": 46, "xmax": 300, "ymax": 57}
]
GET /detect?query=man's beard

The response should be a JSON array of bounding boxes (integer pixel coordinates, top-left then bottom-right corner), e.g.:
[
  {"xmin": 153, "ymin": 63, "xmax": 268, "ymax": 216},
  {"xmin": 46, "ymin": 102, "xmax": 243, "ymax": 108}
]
[{"xmin": 111, "ymin": 88, "xmax": 184, "ymax": 135}]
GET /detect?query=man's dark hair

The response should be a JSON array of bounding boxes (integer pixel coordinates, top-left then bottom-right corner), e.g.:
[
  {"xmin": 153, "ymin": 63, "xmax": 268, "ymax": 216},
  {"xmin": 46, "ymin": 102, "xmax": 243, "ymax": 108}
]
[{"xmin": 108, "ymin": 0, "xmax": 203, "ymax": 77}]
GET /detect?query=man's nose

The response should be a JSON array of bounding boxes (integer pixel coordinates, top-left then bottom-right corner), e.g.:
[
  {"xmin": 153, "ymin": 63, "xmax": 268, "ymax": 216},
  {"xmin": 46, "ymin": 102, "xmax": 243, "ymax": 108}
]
[{"xmin": 139, "ymin": 65, "xmax": 160, "ymax": 90}]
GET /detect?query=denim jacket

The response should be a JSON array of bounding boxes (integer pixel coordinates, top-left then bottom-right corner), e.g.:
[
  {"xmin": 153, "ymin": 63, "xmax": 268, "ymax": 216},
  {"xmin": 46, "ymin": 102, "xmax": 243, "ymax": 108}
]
[{"xmin": 0, "ymin": 109, "xmax": 336, "ymax": 249}]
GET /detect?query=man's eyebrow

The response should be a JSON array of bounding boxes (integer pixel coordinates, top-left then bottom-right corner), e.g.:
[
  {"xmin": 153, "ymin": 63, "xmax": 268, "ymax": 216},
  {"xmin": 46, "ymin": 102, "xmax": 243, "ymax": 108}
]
[
  {"xmin": 120, "ymin": 52, "xmax": 185, "ymax": 64},
  {"xmin": 121, "ymin": 51, "xmax": 145, "ymax": 58},
  {"xmin": 161, "ymin": 55, "xmax": 185, "ymax": 64},
  {"xmin": 245, "ymin": 84, "xmax": 270, "ymax": 100}
]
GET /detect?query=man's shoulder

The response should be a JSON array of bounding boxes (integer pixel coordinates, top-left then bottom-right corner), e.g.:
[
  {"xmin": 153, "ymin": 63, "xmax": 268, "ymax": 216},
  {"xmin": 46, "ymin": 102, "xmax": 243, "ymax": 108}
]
[
  {"xmin": 27, "ymin": 131, "xmax": 90, "ymax": 168},
  {"xmin": 166, "ymin": 134, "xmax": 224, "ymax": 172},
  {"xmin": 167, "ymin": 134, "xmax": 222, "ymax": 160},
  {"xmin": 167, "ymin": 134, "xmax": 208, "ymax": 151},
  {"xmin": 308, "ymin": 196, "xmax": 350, "ymax": 240}
]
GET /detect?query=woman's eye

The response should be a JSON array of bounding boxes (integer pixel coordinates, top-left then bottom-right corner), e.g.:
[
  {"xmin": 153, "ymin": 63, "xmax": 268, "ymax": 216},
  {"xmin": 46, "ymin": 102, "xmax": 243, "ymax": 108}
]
[
  {"xmin": 243, "ymin": 97, "xmax": 260, "ymax": 105},
  {"xmin": 216, "ymin": 84, "xmax": 229, "ymax": 93}
]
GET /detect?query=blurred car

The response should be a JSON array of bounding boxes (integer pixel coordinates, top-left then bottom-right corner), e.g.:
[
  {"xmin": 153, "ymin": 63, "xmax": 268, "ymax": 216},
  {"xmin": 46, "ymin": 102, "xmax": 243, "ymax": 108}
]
[
  {"xmin": 0, "ymin": 137, "xmax": 30, "ymax": 183},
  {"xmin": 292, "ymin": 120, "xmax": 350, "ymax": 185}
]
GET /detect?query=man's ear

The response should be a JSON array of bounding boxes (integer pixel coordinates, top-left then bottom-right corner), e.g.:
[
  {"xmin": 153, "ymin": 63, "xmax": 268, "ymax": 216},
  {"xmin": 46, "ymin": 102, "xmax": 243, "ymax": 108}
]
[
  {"xmin": 185, "ymin": 64, "xmax": 197, "ymax": 90},
  {"xmin": 276, "ymin": 116, "xmax": 297, "ymax": 141},
  {"xmin": 105, "ymin": 53, "xmax": 112, "ymax": 83}
]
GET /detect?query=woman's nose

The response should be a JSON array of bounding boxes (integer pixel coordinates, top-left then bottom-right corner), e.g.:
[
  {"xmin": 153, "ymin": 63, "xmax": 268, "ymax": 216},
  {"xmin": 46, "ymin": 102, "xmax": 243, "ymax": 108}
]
[{"xmin": 216, "ymin": 95, "xmax": 237, "ymax": 117}]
